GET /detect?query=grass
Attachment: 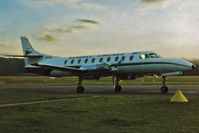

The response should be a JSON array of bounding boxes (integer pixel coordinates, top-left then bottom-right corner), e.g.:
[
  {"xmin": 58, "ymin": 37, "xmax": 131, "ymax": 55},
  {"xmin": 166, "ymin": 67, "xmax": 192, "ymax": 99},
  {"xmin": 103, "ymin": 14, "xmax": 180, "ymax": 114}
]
[
  {"xmin": 0, "ymin": 76, "xmax": 199, "ymax": 132},
  {"xmin": 0, "ymin": 96, "xmax": 199, "ymax": 133},
  {"xmin": 1, "ymin": 76, "xmax": 199, "ymax": 87}
]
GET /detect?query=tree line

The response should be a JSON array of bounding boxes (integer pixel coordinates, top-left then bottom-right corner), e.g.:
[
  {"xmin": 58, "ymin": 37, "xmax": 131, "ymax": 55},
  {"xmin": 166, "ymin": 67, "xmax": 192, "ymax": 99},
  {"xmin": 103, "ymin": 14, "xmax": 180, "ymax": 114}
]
[{"xmin": 0, "ymin": 57, "xmax": 26, "ymax": 76}]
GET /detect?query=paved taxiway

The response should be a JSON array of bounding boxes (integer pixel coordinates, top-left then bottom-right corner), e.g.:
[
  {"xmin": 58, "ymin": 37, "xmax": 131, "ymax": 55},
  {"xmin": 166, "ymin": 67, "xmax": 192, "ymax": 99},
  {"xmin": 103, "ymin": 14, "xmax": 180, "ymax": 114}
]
[
  {"xmin": 1, "ymin": 85, "xmax": 199, "ymax": 96},
  {"xmin": 0, "ymin": 85, "xmax": 198, "ymax": 107}
]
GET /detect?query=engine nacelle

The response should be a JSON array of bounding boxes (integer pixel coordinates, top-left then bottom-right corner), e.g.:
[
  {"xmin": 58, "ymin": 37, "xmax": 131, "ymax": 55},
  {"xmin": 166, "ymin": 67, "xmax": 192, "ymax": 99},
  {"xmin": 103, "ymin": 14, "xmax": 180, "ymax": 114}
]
[
  {"xmin": 50, "ymin": 70, "xmax": 73, "ymax": 77},
  {"xmin": 161, "ymin": 71, "xmax": 183, "ymax": 76}
]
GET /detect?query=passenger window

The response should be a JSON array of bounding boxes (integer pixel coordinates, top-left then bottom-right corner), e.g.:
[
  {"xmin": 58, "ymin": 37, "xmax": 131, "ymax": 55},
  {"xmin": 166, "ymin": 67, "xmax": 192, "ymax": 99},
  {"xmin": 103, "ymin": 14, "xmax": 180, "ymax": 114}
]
[
  {"xmin": 107, "ymin": 57, "xmax": 111, "ymax": 62},
  {"xmin": 129, "ymin": 56, "xmax": 133, "ymax": 61},
  {"xmin": 64, "ymin": 60, "xmax": 67, "ymax": 64},
  {"xmin": 85, "ymin": 58, "xmax": 88, "ymax": 63},
  {"xmin": 99, "ymin": 57, "xmax": 103, "ymax": 62},
  {"xmin": 91, "ymin": 58, "xmax": 95, "ymax": 63},
  {"xmin": 71, "ymin": 60, "xmax": 74, "ymax": 64},
  {"xmin": 140, "ymin": 54, "xmax": 149, "ymax": 59},
  {"xmin": 78, "ymin": 59, "xmax": 81, "ymax": 64},
  {"xmin": 115, "ymin": 57, "xmax": 119, "ymax": 62},
  {"xmin": 121, "ymin": 56, "xmax": 125, "ymax": 61}
]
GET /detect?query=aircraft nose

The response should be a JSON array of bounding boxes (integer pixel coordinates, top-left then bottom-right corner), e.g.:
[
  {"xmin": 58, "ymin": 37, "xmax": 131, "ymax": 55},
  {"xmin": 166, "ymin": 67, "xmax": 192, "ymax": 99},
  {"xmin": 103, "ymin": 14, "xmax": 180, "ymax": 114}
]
[{"xmin": 192, "ymin": 64, "xmax": 196, "ymax": 70}]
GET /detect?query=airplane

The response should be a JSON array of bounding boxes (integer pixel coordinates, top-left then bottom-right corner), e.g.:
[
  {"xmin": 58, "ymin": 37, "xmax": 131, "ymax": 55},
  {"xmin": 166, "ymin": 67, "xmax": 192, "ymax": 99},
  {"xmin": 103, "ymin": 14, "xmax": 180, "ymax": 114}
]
[{"xmin": 12, "ymin": 36, "xmax": 196, "ymax": 93}]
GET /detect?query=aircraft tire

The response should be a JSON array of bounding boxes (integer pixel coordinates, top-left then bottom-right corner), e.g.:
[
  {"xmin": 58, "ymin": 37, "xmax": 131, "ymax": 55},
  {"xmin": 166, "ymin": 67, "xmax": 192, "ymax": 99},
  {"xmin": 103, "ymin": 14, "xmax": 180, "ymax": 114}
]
[
  {"xmin": 77, "ymin": 86, "xmax": 85, "ymax": 93},
  {"xmin": 160, "ymin": 86, "xmax": 168, "ymax": 94},
  {"xmin": 115, "ymin": 85, "xmax": 122, "ymax": 93}
]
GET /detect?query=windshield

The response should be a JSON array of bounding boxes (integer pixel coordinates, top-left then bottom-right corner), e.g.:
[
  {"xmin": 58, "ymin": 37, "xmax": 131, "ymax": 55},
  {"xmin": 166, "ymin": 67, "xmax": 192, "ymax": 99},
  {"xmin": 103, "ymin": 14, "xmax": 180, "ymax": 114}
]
[{"xmin": 148, "ymin": 53, "xmax": 159, "ymax": 58}]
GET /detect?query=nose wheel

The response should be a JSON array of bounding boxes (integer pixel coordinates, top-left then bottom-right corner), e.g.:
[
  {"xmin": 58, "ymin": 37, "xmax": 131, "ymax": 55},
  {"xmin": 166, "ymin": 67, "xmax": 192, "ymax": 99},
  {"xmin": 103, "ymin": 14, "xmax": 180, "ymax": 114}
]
[
  {"xmin": 160, "ymin": 76, "xmax": 168, "ymax": 94},
  {"xmin": 160, "ymin": 86, "xmax": 168, "ymax": 93},
  {"xmin": 115, "ymin": 85, "xmax": 122, "ymax": 92}
]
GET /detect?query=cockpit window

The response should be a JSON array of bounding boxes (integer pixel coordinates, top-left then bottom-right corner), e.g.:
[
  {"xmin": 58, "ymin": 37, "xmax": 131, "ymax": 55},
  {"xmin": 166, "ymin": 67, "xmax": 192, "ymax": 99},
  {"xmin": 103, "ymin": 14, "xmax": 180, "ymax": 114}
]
[
  {"xmin": 149, "ymin": 53, "xmax": 159, "ymax": 58},
  {"xmin": 140, "ymin": 53, "xmax": 159, "ymax": 59}
]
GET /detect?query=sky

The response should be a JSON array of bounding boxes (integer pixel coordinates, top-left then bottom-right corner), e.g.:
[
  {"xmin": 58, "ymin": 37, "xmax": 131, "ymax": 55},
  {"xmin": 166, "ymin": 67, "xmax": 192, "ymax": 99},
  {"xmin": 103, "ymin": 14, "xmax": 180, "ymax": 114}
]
[{"xmin": 0, "ymin": 0, "xmax": 199, "ymax": 59}]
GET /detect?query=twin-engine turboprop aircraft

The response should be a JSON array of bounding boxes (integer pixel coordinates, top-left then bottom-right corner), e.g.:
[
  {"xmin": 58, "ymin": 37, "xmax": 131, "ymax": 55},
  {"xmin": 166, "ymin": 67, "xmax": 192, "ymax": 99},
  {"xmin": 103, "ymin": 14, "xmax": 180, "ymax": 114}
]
[{"xmin": 16, "ymin": 37, "xmax": 196, "ymax": 93}]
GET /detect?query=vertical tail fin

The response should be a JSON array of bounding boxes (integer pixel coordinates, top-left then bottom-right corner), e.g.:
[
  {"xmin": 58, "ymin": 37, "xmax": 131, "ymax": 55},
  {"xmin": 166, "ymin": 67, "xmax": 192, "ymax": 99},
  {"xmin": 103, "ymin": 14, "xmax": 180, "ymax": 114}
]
[
  {"xmin": 20, "ymin": 36, "xmax": 43, "ymax": 66},
  {"xmin": 20, "ymin": 36, "xmax": 38, "ymax": 56}
]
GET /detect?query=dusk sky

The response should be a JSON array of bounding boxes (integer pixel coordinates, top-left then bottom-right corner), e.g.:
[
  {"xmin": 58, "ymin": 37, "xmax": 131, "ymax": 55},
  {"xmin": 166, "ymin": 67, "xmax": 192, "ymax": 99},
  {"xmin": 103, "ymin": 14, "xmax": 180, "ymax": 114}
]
[{"xmin": 0, "ymin": 0, "xmax": 199, "ymax": 58}]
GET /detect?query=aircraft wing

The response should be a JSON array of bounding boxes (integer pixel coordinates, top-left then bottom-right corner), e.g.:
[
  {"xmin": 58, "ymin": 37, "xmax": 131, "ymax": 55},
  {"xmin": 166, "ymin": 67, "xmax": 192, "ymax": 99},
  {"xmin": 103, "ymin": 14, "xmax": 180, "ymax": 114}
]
[
  {"xmin": 32, "ymin": 63, "xmax": 81, "ymax": 73},
  {"xmin": 33, "ymin": 63, "xmax": 118, "ymax": 73},
  {"xmin": 79, "ymin": 63, "xmax": 118, "ymax": 72}
]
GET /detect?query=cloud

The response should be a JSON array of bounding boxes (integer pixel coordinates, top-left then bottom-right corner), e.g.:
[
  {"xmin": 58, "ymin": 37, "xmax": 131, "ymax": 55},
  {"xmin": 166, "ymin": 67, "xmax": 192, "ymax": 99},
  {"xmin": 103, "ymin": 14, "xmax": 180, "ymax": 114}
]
[
  {"xmin": 0, "ymin": 44, "xmax": 5, "ymax": 47},
  {"xmin": 41, "ymin": 24, "xmax": 58, "ymax": 32},
  {"xmin": 39, "ymin": 34, "xmax": 60, "ymax": 42},
  {"xmin": 76, "ymin": 3, "xmax": 106, "ymax": 11},
  {"xmin": 77, "ymin": 19, "xmax": 100, "ymax": 24},
  {"xmin": 41, "ymin": 18, "xmax": 99, "ymax": 32},
  {"xmin": 141, "ymin": 0, "xmax": 167, "ymax": 3},
  {"xmin": 30, "ymin": 0, "xmax": 80, "ymax": 2},
  {"xmin": 42, "ymin": 24, "xmax": 89, "ymax": 34},
  {"xmin": 66, "ymin": 25, "xmax": 89, "ymax": 34},
  {"xmin": 30, "ymin": 0, "xmax": 106, "ymax": 11},
  {"xmin": 138, "ymin": 0, "xmax": 169, "ymax": 8},
  {"xmin": 37, "ymin": 18, "xmax": 100, "ymax": 42}
]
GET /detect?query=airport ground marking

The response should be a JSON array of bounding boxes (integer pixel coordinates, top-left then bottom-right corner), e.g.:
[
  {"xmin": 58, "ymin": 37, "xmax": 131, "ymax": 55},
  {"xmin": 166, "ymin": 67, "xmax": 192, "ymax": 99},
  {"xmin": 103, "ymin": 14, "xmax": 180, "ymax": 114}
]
[{"xmin": 0, "ymin": 96, "xmax": 91, "ymax": 107}]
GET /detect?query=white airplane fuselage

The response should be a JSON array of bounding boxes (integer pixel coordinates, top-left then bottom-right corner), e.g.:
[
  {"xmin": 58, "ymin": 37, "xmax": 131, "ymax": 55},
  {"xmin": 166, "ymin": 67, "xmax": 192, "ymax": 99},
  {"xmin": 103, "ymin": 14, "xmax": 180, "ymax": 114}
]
[
  {"xmin": 20, "ymin": 37, "xmax": 196, "ymax": 93},
  {"xmin": 25, "ymin": 51, "xmax": 194, "ymax": 78}
]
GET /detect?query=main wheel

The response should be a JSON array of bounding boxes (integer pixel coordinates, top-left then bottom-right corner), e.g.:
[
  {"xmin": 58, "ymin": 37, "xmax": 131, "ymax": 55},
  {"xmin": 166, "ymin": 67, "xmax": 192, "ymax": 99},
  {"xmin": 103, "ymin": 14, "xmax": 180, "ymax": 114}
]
[
  {"xmin": 76, "ymin": 86, "xmax": 85, "ymax": 93},
  {"xmin": 160, "ymin": 86, "xmax": 168, "ymax": 94},
  {"xmin": 114, "ymin": 85, "xmax": 122, "ymax": 93}
]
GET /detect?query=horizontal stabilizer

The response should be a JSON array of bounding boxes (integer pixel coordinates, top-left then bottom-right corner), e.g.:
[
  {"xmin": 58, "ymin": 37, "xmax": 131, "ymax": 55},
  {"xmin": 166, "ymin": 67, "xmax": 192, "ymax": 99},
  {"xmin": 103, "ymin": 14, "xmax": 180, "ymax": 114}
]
[
  {"xmin": 0, "ymin": 54, "xmax": 25, "ymax": 57},
  {"xmin": 25, "ymin": 53, "xmax": 43, "ymax": 57},
  {"xmin": 0, "ymin": 54, "xmax": 43, "ymax": 58}
]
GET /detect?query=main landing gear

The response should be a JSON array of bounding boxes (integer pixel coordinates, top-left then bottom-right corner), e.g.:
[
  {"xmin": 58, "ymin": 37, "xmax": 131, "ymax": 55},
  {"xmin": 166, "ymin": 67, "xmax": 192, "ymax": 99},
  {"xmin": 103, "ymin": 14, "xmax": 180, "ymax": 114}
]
[
  {"xmin": 160, "ymin": 76, "xmax": 168, "ymax": 94},
  {"xmin": 112, "ymin": 76, "xmax": 122, "ymax": 93},
  {"xmin": 76, "ymin": 76, "xmax": 85, "ymax": 93}
]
